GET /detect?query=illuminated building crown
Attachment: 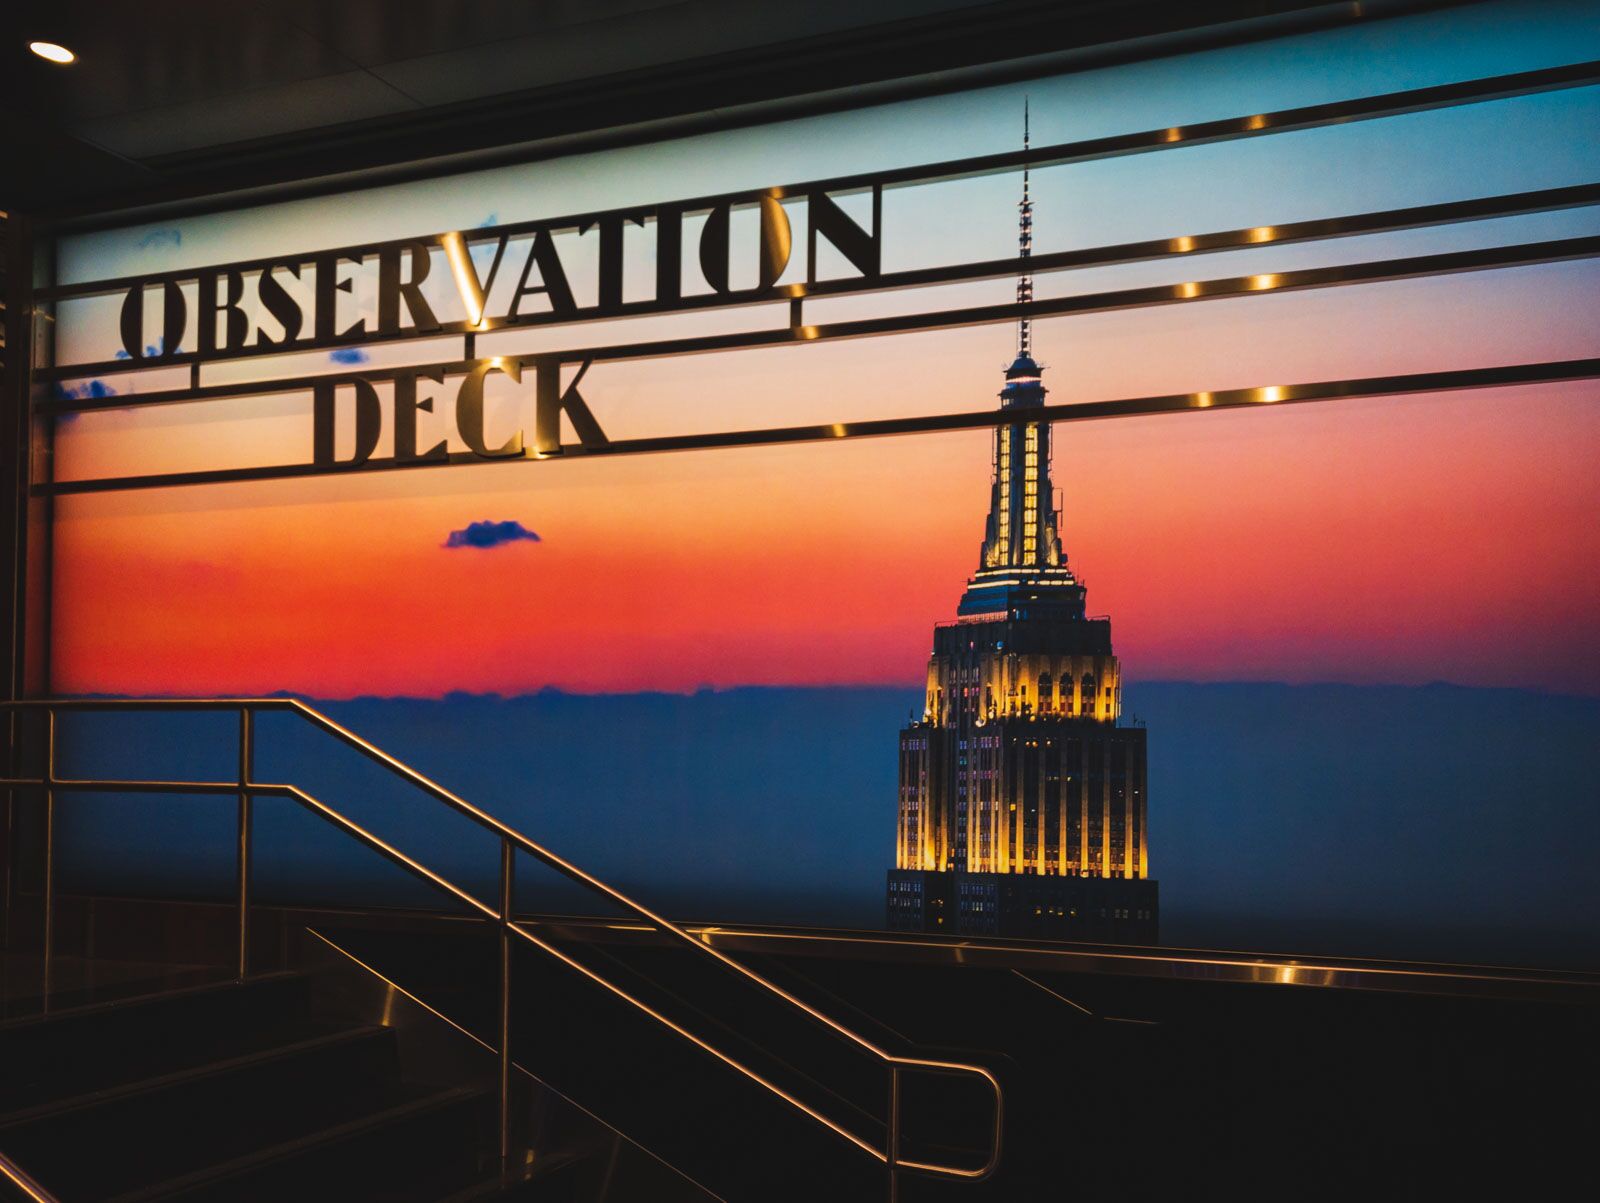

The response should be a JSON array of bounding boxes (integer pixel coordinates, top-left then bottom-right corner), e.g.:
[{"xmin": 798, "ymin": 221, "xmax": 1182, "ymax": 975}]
[{"xmin": 958, "ymin": 103, "xmax": 1083, "ymax": 619}]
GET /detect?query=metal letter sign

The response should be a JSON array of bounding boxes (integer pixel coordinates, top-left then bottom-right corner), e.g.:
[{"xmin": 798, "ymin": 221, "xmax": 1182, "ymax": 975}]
[{"xmin": 32, "ymin": 58, "xmax": 1600, "ymax": 495}]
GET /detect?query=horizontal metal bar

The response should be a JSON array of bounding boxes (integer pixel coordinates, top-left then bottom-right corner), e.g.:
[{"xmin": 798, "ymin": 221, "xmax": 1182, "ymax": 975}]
[
  {"xmin": 39, "ymin": 231, "xmax": 1600, "ymax": 419},
  {"xmin": 39, "ymin": 175, "xmax": 1600, "ymax": 385},
  {"xmin": 0, "ymin": 777, "xmax": 490, "ymax": 917},
  {"xmin": 0, "ymin": 777, "xmax": 250, "ymax": 795},
  {"xmin": 34, "ymin": 355, "xmax": 1600, "ymax": 497},
  {"xmin": 41, "ymin": 889, "xmax": 1600, "ymax": 1004},
  {"xmin": 689, "ymin": 921, "xmax": 1600, "ymax": 1001},
  {"xmin": 511, "ymin": 234, "xmax": 1600, "ymax": 365},
  {"xmin": 0, "ymin": 698, "xmax": 300, "ymax": 710},
  {"xmin": 35, "ymin": 55, "xmax": 1600, "ymax": 309},
  {"xmin": 783, "ymin": 179, "xmax": 1600, "ymax": 300}
]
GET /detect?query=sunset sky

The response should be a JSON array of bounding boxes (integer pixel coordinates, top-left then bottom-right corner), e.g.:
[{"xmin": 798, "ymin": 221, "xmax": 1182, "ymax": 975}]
[{"xmin": 46, "ymin": 0, "xmax": 1600, "ymax": 700}]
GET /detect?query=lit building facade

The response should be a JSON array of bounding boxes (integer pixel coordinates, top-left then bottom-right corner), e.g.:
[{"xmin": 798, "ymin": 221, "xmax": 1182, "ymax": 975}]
[{"xmin": 887, "ymin": 140, "xmax": 1158, "ymax": 942}]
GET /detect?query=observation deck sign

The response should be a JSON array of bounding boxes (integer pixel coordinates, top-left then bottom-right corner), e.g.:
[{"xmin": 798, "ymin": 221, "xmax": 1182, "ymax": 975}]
[
  {"xmin": 34, "ymin": 58, "xmax": 1600, "ymax": 495},
  {"xmin": 108, "ymin": 187, "xmax": 882, "ymax": 466}
]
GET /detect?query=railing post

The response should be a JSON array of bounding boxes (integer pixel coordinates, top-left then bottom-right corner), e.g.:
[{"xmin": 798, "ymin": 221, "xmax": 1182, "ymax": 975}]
[
  {"xmin": 41, "ymin": 708, "xmax": 56, "ymax": 1012},
  {"xmin": 887, "ymin": 1063, "xmax": 901, "ymax": 1203},
  {"xmin": 237, "ymin": 707, "xmax": 253, "ymax": 981},
  {"xmin": 498, "ymin": 835, "xmax": 515, "ymax": 1175},
  {"xmin": 2, "ymin": 709, "xmax": 14, "ymax": 955}
]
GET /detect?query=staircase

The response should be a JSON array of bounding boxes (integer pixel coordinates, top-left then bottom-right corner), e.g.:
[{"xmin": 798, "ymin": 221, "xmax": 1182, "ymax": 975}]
[
  {"xmin": 0, "ymin": 972, "xmax": 496, "ymax": 1202},
  {"xmin": 4, "ymin": 682, "xmax": 1596, "ymax": 1199},
  {"xmin": 299, "ymin": 921, "xmax": 997, "ymax": 1203},
  {"xmin": 0, "ymin": 966, "xmax": 714, "ymax": 1203},
  {"xmin": 0, "ymin": 698, "xmax": 1003, "ymax": 1203}
]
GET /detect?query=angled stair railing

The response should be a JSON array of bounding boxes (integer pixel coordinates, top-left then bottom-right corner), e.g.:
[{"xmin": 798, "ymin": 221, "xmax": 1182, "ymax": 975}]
[
  {"xmin": 0, "ymin": 1146, "xmax": 60, "ymax": 1203},
  {"xmin": 0, "ymin": 698, "xmax": 1002, "ymax": 1194}
]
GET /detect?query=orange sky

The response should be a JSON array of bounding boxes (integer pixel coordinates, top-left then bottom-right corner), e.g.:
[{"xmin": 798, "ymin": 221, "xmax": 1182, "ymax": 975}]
[
  {"xmin": 45, "ymin": 187, "xmax": 1600, "ymax": 701},
  {"xmin": 49, "ymin": 354, "xmax": 1600, "ymax": 698},
  {"xmin": 40, "ymin": 0, "xmax": 1600, "ymax": 701}
]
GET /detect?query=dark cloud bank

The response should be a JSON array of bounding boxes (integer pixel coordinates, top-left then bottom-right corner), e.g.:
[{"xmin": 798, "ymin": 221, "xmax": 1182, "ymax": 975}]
[{"xmin": 50, "ymin": 681, "xmax": 1600, "ymax": 969}]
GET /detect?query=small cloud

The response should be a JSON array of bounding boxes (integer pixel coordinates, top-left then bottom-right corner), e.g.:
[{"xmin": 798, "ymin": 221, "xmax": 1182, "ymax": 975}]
[
  {"xmin": 114, "ymin": 335, "xmax": 171, "ymax": 359},
  {"xmin": 113, "ymin": 338, "xmax": 171, "ymax": 360},
  {"xmin": 55, "ymin": 379, "xmax": 124, "ymax": 423},
  {"xmin": 137, "ymin": 228, "xmax": 182, "ymax": 249},
  {"xmin": 329, "ymin": 348, "xmax": 370, "ymax": 365},
  {"xmin": 55, "ymin": 379, "xmax": 117, "ymax": 400},
  {"xmin": 443, "ymin": 519, "xmax": 541, "ymax": 550}
]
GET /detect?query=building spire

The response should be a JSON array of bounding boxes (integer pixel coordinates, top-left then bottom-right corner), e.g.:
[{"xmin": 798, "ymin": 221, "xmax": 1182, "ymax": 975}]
[
  {"xmin": 1017, "ymin": 98, "xmax": 1033, "ymax": 359},
  {"xmin": 957, "ymin": 96, "xmax": 1078, "ymax": 616}
]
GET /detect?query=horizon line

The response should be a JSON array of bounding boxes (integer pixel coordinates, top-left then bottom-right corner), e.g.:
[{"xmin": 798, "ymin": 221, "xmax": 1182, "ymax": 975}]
[{"xmin": 46, "ymin": 678, "xmax": 1600, "ymax": 706}]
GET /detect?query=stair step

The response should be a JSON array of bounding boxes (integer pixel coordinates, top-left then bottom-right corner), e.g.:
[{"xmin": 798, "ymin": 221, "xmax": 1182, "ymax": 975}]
[
  {"xmin": 0, "ymin": 957, "xmax": 226, "ymax": 1023},
  {"xmin": 0, "ymin": 974, "xmax": 317, "ymax": 1112},
  {"xmin": 428, "ymin": 1137, "xmax": 728, "ymax": 1203},
  {"xmin": 0, "ymin": 1026, "xmax": 408, "ymax": 1200},
  {"xmin": 105, "ymin": 1085, "xmax": 492, "ymax": 1203},
  {"xmin": 426, "ymin": 1150, "xmax": 593, "ymax": 1203}
]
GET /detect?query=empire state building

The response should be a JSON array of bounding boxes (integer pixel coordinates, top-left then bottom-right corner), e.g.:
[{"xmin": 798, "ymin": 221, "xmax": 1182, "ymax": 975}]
[{"xmin": 887, "ymin": 129, "xmax": 1158, "ymax": 942}]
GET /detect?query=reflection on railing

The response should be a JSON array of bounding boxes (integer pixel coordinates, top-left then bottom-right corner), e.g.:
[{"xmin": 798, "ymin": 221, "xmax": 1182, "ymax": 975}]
[
  {"xmin": 0, "ymin": 698, "xmax": 1003, "ymax": 1194},
  {"xmin": 0, "ymin": 1148, "xmax": 61, "ymax": 1203}
]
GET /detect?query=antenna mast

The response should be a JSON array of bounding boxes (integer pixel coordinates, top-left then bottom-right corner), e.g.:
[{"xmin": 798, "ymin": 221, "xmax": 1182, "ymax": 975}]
[{"xmin": 1017, "ymin": 99, "xmax": 1033, "ymax": 359}]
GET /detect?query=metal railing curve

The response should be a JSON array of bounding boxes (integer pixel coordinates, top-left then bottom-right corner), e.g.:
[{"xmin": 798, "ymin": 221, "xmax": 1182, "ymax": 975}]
[{"xmin": 0, "ymin": 697, "xmax": 1003, "ymax": 1192}]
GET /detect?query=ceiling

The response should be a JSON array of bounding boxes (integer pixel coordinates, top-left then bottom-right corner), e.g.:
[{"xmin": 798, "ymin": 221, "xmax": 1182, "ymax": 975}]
[{"xmin": 4, "ymin": 0, "xmax": 1442, "ymax": 220}]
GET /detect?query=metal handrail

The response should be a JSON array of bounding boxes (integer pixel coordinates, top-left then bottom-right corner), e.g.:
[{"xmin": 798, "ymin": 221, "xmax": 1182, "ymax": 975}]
[
  {"xmin": 0, "ymin": 1150, "xmax": 62, "ymax": 1203},
  {"xmin": 0, "ymin": 697, "xmax": 1003, "ymax": 1192}
]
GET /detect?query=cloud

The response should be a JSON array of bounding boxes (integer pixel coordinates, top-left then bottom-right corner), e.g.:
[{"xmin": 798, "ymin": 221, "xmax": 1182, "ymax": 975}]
[
  {"xmin": 54, "ymin": 379, "xmax": 119, "ymax": 425},
  {"xmin": 137, "ymin": 228, "xmax": 182, "ymax": 249},
  {"xmin": 55, "ymin": 379, "xmax": 117, "ymax": 400},
  {"xmin": 443, "ymin": 519, "xmax": 542, "ymax": 550},
  {"xmin": 329, "ymin": 348, "xmax": 370, "ymax": 365},
  {"xmin": 114, "ymin": 336, "xmax": 171, "ymax": 359}
]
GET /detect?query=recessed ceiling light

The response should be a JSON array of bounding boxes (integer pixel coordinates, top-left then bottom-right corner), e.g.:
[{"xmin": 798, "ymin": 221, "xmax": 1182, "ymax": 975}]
[{"xmin": 29, "ymin": 41, "xmax": 77, "ymax": 64}]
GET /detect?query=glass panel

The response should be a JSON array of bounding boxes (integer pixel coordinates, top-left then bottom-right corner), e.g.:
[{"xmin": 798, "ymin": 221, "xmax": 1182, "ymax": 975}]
[{"xmin": 42, "ymin": 0, "xmax": 1600, "ymax": 969}]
